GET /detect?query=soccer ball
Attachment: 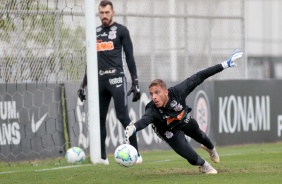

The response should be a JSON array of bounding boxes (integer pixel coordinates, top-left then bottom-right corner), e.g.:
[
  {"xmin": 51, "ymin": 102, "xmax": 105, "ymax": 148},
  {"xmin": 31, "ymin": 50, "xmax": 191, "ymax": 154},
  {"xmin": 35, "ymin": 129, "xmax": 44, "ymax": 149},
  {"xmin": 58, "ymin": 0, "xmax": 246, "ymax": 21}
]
[
  {"xmin": 114, "ymin": 144, "xmax": 138, "ymax": 167},
  {"xmin": 65, "ymin": 147, "xmax": 86, "ymax": 164}
]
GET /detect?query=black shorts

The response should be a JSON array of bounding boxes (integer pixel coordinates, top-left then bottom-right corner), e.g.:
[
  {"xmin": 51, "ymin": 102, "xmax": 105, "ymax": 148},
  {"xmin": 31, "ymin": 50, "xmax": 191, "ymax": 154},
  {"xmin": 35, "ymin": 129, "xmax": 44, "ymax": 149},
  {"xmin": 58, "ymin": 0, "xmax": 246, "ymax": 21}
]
[
  {"xmin": 156, "ymin": 118, "xmax": 213, "ymax": 165},
  {"xmin": 98, "ymin": 76, "xmax": 131, "ymax": 127}
]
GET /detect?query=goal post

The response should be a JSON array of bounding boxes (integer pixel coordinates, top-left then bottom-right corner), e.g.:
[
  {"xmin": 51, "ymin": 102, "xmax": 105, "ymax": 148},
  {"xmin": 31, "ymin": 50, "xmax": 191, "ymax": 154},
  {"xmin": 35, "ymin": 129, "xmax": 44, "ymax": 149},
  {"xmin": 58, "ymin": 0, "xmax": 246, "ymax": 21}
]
[{"xmin": 84, "ymin": 0, "xmax": 101, "ymax": 164}]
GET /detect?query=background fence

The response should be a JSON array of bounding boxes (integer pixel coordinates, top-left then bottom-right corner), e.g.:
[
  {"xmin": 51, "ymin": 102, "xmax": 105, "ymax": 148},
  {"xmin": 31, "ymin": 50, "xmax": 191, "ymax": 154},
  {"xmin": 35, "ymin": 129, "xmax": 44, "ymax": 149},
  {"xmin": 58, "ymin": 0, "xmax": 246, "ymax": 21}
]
[{"xmin": 0, "ymin": 0, "xmax": 245, "ymax": 84}]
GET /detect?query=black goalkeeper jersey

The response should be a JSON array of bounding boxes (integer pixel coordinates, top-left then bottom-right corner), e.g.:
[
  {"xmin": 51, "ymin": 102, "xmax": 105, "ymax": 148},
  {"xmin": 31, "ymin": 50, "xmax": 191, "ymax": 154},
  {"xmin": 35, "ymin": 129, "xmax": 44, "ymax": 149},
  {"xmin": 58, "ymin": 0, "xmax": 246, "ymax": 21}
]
[
  {"xmin": 96, "ymin": 22, "xmax": 137, "ymax": 80},
  {"xmin": 134, "ymin": 64, "xmax": 224, "ymax": 134}
]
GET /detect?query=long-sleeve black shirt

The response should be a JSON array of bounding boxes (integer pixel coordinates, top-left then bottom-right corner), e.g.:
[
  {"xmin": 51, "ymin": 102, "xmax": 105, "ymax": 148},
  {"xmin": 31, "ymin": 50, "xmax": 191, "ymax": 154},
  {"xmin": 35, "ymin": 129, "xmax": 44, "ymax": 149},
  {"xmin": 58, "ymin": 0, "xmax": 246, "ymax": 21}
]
[
  {"xmin": 96, "ymin": 22, "xmax": 137, "ymax": 79},
  {"xmin": 134, "ymin": 64, "xmax": 224, "ymax": 134},
  {"xmin": 81, "ymin": 22, "xmax": 137, "ymax": 88}
]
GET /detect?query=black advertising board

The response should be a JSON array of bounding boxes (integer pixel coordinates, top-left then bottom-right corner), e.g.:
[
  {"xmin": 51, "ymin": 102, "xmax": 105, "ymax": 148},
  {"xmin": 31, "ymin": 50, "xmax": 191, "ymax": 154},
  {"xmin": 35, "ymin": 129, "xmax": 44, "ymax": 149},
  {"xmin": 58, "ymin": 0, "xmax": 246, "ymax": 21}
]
[
  {"xmin": 0, "ymin": 83, "xmax": 65, "ymax": 161},
  {"xmin": 2, "ymin": 80, "xmax": 281, "ymax": 162},
  {"xmin": 213, "ymin": 80, "xmax": 282, "ymax": 145},
  {"xmin": 64, "ymin": 80, "xmax": 282, "ymax": 156}
]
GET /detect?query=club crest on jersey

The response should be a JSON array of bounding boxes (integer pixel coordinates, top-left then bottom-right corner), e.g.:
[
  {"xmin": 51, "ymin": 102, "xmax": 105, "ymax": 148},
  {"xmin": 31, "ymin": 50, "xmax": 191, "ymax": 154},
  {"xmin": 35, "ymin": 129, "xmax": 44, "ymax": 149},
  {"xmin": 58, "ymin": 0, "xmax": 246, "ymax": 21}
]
[
  {"xmin": 170, "ymin": 100, "xmax": 183, "ymax": 111},
  {"xmin": 174, "ymin": 104, "xmax": 183, "ymax": 111},
  {"xmin": 108, "ymin": 30, "xmax": 116, "ymax": 40},
  {"xmin": 164, "ymin": 131, "xmax": 173, "ymax": 139}
]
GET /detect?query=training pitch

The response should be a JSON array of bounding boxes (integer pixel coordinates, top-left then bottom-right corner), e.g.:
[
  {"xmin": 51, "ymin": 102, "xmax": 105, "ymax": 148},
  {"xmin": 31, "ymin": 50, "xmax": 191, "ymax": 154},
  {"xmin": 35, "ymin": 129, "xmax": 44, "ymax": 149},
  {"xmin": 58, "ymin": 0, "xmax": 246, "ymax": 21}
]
[{"xmin": 0, "ymin": 142, "xmax": 282, "ymax": 184}]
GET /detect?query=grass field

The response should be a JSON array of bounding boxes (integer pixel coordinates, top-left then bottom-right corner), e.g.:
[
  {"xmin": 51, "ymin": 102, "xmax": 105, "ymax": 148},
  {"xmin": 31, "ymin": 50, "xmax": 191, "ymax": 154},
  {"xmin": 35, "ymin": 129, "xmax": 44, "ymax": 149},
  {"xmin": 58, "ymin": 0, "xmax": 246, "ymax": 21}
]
[{"xmin": 1, "ymin": 142, "xmax": 282, "ymax": 184}]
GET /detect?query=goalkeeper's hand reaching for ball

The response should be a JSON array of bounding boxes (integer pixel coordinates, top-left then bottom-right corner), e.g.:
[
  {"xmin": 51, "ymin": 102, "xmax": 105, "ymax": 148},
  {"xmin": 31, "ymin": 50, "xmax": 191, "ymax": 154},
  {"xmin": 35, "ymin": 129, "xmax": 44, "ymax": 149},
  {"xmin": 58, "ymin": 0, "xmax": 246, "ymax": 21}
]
[{"xmin": 125, "ymin": 122, "xmax": 136, "ymax": 142}]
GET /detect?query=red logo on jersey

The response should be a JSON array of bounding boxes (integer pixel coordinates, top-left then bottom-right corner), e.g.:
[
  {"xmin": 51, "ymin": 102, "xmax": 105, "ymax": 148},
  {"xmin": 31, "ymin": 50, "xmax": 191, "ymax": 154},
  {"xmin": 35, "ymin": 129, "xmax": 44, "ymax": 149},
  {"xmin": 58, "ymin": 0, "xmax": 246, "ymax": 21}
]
[{"xmin": 97, "ymin": 41, "xmax": 114, "ymax": 51}]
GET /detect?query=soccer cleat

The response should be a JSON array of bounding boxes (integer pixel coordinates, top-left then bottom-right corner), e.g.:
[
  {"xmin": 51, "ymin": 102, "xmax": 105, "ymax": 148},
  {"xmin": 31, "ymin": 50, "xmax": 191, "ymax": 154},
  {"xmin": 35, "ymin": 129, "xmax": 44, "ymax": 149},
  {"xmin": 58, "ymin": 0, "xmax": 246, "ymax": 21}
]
[
  {"xmin": 201, "ymin": 145, "xmax": 220, "ymax": 163},
  {"xmin": 100, "ymin": 158, "xmax": 109, "ymax": 165},
  {"xmin": 135, "ymin": 155, "xmax": 143, "ymax": 164},
  {"xmin": 200, "ymin": 161, "xmax": 217, "ymax": 174}
]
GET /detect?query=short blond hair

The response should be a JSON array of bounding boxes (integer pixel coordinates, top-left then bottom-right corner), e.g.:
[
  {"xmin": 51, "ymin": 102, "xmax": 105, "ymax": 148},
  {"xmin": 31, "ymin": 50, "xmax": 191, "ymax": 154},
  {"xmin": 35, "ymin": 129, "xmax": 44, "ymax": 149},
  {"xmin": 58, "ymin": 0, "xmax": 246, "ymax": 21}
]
[{"xmin": 149, "ymin": 79, "xmax": 167, "ymax": 90}]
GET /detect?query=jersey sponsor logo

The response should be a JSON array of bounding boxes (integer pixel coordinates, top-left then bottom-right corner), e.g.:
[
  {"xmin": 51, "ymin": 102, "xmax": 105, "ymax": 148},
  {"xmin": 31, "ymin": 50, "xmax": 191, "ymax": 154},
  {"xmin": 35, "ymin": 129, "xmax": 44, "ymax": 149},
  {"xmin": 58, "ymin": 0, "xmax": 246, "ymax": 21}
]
[
  {"xmin": 97, "ymin": 41, "xmax": 114, "ymax": 51},
  {"xmin": 99, "ymin": 68, "xmax": 116, "ymax": 76},
  {"xmin": 116, "ymin": 84, "xmax": 123, "ymax": 88},
  {"xmin": 170, "ymin": 100, "xmax": 177, "ymax": 107},
  {"xmin": 101, "ymin": 32, "xmax": 107, "ymax": 36},
  {"xmin": 193, "ymin": 90, "xmax": 210, "ymax": 135},
  {"xmin": 109, "ymin": 77, "xmax": 123, "ymax": 85},
  {"xmin": 166, "ymin": 110, "xmax": 185, "ymax": 125},
  {"xmin": 183, "ymin": 112, "xmax": 191, "ymax": 123}
]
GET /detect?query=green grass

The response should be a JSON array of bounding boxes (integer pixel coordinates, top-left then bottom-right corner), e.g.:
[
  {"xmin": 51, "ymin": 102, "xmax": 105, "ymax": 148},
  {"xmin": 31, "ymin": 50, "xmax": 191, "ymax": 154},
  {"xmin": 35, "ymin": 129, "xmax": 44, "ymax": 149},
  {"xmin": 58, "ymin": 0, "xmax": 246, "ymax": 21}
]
[{"xmin": 1, "ymin": 142, "xmax": 282, "ymax": 184}]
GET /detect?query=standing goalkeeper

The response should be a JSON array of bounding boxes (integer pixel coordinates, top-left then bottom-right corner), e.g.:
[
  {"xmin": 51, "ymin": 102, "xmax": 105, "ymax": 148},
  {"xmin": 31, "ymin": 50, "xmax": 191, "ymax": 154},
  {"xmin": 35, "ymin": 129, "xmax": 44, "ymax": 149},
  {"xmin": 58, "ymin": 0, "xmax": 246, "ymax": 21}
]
[
  {"xmin": 78, "ymin": 0, "xmax": 142, "ymax": 165},
  {"xmin": 125, "ymin": 49, "xmax": 243, "ymax": 174}
]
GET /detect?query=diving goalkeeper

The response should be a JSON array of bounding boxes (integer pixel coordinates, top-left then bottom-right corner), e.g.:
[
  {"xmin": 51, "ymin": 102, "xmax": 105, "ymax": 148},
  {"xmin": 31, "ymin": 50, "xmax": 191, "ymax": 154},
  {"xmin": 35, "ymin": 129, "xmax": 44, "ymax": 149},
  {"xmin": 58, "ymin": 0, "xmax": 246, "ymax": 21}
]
[{"xmin": 125, "ymin": 49, "xmax": 243, "ymax": 174}]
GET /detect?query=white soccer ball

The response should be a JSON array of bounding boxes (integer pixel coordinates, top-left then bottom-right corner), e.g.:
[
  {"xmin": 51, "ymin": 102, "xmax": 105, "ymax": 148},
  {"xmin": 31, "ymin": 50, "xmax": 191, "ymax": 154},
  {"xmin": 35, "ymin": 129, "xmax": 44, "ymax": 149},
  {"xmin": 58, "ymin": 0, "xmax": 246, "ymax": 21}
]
[
  {"xmin": 65, "ymin": 147, "xmax": 86, "ymax": 164},
  {"xmin": 114, "ymin": 144, "xmax": 138, "ymax": 167}
]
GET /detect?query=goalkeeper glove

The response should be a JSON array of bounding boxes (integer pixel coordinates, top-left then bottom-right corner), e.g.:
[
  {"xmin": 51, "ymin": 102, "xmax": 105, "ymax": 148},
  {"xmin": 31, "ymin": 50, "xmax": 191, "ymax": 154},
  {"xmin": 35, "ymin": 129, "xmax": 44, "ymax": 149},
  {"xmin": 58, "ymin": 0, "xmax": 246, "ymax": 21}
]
[
  {"xmin": 221, "ymin": 49, "xmax": 243, "ymax": 69},
  {"xmin": 127, "ymin": 77, "xmax": 140, "ymax": 102},
  {"xmin": 77, "ymin": 88, "xmax": 86, "ymax": 102},
  {"xmin": 125, "ymin": 122, "xmax": 136, "ymax": 142}
]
